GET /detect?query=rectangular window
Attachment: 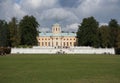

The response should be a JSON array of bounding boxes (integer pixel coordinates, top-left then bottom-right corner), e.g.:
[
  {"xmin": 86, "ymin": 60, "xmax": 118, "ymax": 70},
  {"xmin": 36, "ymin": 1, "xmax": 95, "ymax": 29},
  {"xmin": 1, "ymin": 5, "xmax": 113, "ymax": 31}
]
[
  {"xmin": 45, "ymin": 42, "xmax": 47, "ymax": 46},
  {"xmin": 67, "ymin": 42, "xmax": 69, "ymax": 46},
  {"xmin": 64, "ymin": 42, "xmax": 65, "ymax": 46},
  {"xmin": 70, "ymin": 42, "xmax": 72, "ymax": 46},
  {"xmin": 42, "ymin": 42, "xmax": 44, "ymax": 46},
  {"xmin": 74, "ymin": 42, "xmax": 76, "ymax": 46},
  {"xmin": 56, "ymin": 42, "xmax": 58, "ymax": 46},
  {"xmin": 48, "ymin": 42, "xmax": 50, "ymax": 46},
  {"xmin": 38, "ymin": 42, "xmax": 40, "ymax": 46},
  {"xmin": 52, "ymin": 42, "xmax": 53, "ymax": 46}
]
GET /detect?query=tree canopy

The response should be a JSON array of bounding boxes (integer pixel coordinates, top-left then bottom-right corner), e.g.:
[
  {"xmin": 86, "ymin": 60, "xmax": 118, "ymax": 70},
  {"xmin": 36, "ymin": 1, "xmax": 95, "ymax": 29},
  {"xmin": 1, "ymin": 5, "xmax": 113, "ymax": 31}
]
[
  {"xmin": 77, "ymin": 16, "xmax": 99, "ymax": 47},
  {"xmin": 109, "ymin": 19, "xmax": 119, "ymax": 47},
  {"xmin": 0, "ymin": 15, "xmax": 39, "ymax": 47},
  {"xmin": 77, "ymin": 17, "xmax": 120, "ymax": 48},
  {"xmin": 0, "ymin": 20, "xmax": 10, "ymax": 47},
  {"xmin": 19, "ymin": 15, "xmax": 39, "ymax": 46},
  {"xmin": 98, "ymin": 26, "xmax": 111, "ymax": 48},
  {"xmin": 8, "ymin": 17, "xmax": 20, "ymax": 47}
]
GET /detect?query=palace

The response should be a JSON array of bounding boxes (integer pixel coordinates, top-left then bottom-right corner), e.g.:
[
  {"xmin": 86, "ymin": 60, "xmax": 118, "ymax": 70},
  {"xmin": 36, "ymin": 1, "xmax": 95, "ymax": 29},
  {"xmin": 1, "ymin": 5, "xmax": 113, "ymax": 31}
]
[
  {"xmin": 12, "ymin": 23, "xmax": 115, "ymax": 54},
  {"xmin": 37, "ymin": 23, "xmax": 77, "ymax": 47}
]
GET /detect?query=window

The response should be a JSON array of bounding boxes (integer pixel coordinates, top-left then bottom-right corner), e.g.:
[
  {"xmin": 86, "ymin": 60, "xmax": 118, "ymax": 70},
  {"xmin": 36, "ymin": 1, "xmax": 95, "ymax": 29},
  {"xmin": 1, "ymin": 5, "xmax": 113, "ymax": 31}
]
[
  {"xmin": 38, "ymin": 42, "xmax": 40, "ymax": 46},
  {"xmin": 56, "ymin": 42, "xmax": 58, "ymax": 46},
  {"xmin": 48, "ymin": 42, "xmax": 50, "ymax": 46},
  {"xmin": 67, "ymin": 42, "xmax": 69, "ymax": 46},
  {"xmin": 42, "ymin": 42, "xmax": 44, "ymax": 46},
  {"xmin": 70, "ymin": 42, "xmax": 72, "ymax": 46},
  {"xmin": 52, "ymin": 42, "xmax": 53, "ymax": 46},
  {"xmin": 74, "ymin": 42, "xmax": 76, "ymax": 46},
  {"xmin": 64, "ymin": 42, "xmax": 65, "ymax": 46},
  {"xmin": 45, "ymin": 42, "xmax": 47, "ymax": 46}
]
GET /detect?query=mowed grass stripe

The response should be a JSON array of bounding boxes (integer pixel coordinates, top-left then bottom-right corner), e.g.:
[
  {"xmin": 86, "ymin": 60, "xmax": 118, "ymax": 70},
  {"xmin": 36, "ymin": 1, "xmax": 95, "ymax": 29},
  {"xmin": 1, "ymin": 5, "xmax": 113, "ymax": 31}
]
[{"xmin": 0, "ymin": 54, "xmax": 120, "ymax": 83}]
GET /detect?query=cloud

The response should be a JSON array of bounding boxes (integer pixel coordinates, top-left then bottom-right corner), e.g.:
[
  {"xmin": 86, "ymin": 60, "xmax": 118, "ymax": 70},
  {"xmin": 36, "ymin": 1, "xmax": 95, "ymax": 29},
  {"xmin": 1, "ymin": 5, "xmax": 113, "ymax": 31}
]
[
  {"xmin": 59, "ymin": 0, "xmax": 80, "ymax": 8},
  {"xmin": 99, "ymin": 23, "xmax": 108, "ymax": 27},
  {"xmin": 13, "ymin": 3, "xmax": 26, "ymax": 17},
  {"xmin": 40, "ymin": 8, "xmax": 78, "ymax": 23},
  {"xmin": 76, "ymin": 0, "xmax": 120, "ymax": 21},
  {"xmin": 63, "ymin": 23, "xmax": 79, "ymax": 32},
  {"xmin": 0, "ymin": 0, "xmax": 120, "ymax": 32},
  {"xmin": 20, "ymin": 0, "xmax": 58, "ymax": 10},
  {"xmin": 0, "ymin": 0, "xmax": 26, "ymax": 21},
  {"xmin": 39, "ymin": 26, "xmax": 50, "ymax": 32}
]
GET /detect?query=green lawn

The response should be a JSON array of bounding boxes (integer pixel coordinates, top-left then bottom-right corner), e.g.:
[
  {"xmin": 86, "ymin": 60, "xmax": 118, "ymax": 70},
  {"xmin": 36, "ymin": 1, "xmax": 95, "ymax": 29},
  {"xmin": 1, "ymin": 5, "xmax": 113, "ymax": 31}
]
[{"xmin": 0, "ymin": 54, "xmax": 120, "ymax": 83}]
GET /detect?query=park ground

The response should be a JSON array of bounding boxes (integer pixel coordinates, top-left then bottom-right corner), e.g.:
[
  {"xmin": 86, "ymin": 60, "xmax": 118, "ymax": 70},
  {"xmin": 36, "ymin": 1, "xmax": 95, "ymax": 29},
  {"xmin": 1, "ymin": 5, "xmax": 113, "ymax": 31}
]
[{"xmin": 0, "ymin": 54, "xmax": 120, "ymax": 83}]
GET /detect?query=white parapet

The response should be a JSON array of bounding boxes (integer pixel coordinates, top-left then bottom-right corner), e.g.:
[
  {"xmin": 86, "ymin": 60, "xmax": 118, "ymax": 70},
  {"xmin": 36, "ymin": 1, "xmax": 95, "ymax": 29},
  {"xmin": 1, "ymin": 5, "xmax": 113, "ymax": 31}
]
[{"xmin": 11, "ymin": 47, "xmax": 115, "ymax": 54}]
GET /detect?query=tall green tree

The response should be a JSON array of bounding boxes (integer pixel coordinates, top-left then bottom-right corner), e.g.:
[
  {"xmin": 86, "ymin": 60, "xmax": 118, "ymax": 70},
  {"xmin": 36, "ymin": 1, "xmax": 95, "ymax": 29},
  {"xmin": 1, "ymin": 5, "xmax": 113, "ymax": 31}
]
[
  {"xmin": 116, "ymin": 31, "xmax": 120, "ymax": 48},
  {"xmin": 109, "ymin": 19, "xmax": 119, "ymax": 47},
  {"xmin": 0, "ymin": 20, "xmax": 10, "ymax": 47},
  {"xmin": 98, "ymin": 26, "xmax": 111, "ymax": 48},
  {"xmin": 77, "ymin": 16, "xmax": 99, "ymax": 47},
  {"xmin": 19, "ymin": 15, "xmax": 39, "ymax": 46},
  {"xmin": 116, "ymin": 26, "xmax": 120, "ymax": 48},
  {"xmin": 8, "ymin": 17, "xmax": 20, "ymax": 47}
]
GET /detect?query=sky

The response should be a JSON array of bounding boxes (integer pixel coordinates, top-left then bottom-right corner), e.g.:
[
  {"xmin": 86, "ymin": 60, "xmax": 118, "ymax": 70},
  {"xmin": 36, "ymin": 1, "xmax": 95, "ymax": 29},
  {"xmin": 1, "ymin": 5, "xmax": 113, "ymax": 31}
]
[{"xmin": 0, "ymin": 0, "xmax": 120, "ymax": 32}]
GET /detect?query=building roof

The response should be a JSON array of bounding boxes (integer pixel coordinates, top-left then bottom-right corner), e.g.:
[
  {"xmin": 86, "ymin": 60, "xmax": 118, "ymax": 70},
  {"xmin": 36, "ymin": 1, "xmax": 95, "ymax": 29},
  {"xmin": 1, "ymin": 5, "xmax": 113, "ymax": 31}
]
[{"xmin": 39, "ymin": 32, "xmax": 76, "ymax": 37}]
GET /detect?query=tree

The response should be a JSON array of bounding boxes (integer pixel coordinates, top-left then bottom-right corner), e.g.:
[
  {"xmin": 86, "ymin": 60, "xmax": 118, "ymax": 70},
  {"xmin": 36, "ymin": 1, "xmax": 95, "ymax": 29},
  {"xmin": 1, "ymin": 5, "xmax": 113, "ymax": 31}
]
[
  {"xmin": 0, "ymin": 20, "xmax": 10, "ymax": 47},
  {"xmin": 98, "ymin": 26, "xmax": 111, "ymax": 48},
  {"xmin": 77, "ymin": 16, "xmax": 99, "ymax": 47},
  {"xmin": 8, "ymin": 17, "xmax": 20, "ymax": 47},
  {"xmin": 109, "ymin": 19, "xmax": 119, "ymax": 47},
  {"xmin": 116, "ymin": 27, "xmax": 120, "ymax": 48},
  {"xmin": 19, "ymin": 15, "xmax": 39, "ymax": 46}
]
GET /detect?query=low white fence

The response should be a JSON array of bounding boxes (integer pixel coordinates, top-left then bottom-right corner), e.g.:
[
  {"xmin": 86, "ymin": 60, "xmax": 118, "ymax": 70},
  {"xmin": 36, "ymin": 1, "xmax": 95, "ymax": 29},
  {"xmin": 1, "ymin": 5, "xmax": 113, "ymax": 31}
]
[{"xmin": 11, "ymin": 47, "xmax": 115, "ymax": 54}]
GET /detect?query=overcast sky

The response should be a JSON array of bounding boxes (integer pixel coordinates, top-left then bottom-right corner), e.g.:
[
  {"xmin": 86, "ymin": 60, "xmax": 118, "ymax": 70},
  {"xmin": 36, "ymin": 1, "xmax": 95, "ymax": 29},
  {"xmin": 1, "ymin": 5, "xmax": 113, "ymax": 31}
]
[{"xmin": 0, "ymin": 0, "xmax": 120, "ymax": 32}]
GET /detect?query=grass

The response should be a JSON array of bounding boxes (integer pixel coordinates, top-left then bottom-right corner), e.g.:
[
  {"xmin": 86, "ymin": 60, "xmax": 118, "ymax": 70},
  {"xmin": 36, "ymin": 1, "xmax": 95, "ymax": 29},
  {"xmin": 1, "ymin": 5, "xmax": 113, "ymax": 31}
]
[{"xmin": 0, "ymin": 54, "xmax": 120, "ymax": 83}]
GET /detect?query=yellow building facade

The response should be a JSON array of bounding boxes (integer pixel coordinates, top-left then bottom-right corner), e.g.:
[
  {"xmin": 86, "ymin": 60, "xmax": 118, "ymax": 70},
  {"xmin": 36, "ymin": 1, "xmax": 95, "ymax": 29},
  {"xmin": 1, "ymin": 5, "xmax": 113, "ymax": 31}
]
[{"xmin": 37, "ymin": 23, "xmax": 77, "ymax": 47}]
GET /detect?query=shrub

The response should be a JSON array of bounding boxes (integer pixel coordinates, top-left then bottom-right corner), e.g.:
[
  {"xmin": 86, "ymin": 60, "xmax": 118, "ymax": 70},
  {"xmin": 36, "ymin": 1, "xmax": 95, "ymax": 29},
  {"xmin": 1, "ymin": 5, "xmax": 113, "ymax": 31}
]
[
  {"xmin": 0, "ymin": 47, "xmax": 11, "ymax": 56},
  {"xmin": 115, "ymin": 48, "xmax": 120, "ymax": 54}
]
